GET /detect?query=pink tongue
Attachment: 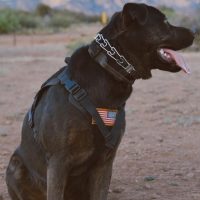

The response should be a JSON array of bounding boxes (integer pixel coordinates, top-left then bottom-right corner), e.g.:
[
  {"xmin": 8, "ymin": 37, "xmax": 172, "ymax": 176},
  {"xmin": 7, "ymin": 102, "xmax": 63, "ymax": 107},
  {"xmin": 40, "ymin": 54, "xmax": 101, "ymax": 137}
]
[{"xmin": 163, "ymin": 48, "xmax": 191, "ymax": 74}]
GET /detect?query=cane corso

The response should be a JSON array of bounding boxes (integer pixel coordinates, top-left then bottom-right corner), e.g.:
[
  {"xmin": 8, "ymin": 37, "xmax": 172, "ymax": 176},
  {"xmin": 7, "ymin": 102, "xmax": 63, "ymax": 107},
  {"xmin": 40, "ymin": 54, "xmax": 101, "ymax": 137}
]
[{"xmin": 6, "ymin": 3, "xmax": 194, "ymax": 200}]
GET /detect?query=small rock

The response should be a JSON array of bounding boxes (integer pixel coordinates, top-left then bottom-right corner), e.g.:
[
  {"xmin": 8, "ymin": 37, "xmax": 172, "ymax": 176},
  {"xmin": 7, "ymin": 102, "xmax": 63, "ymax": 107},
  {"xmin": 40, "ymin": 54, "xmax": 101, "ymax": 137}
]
[
  {"xmin": 0, "ymin": 127, "xmax": 8, "ymax": 137},
  {"xmin": 143, "ymin": 183, "xmax": 152, "ymax": 190},
  {"xmin": 108, "ymin": 189, "xmax": 112, "ymax": 193},
  {"xmin": 144, "ymin": 176, "xmax": 156, "ymax": 181},
  {"xmin": 158, "ymin": 138, "xmax": 164, "ymax": 143},
  {"xmin": 112, "ymin": 188, "xmax": 124, "ymax": 193},
  {"xmin": 186, "ymin": 172, "xmax": 194, "ymax": 178},
  {"xmin": 169, "ymin": 182, "xmax": 179, "ymax": 186},
  {"xmin": 151, "ymin": 193, "xmax": 161, "ymax": 199},
  {"xmin": 162, "ymin": 168, "xmax": 169, "ymax": 172},
  {"xmin": 0, "ymin": 133, "xmax": 7, "ymax": 137},
  {"xmin": 4, "ymin": 120, "xmax": 12, "ymax": 125},
  {"xmin": 174, "ymin": 173, "xmax": 183, "ymax": 177}
]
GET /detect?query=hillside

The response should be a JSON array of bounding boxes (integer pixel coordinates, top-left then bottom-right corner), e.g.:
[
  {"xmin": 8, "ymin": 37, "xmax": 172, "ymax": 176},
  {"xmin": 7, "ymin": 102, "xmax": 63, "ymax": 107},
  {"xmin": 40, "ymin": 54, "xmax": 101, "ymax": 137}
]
[{"xmin": 0, "ymin": 0, "xmax": 199, "ymax": 14}]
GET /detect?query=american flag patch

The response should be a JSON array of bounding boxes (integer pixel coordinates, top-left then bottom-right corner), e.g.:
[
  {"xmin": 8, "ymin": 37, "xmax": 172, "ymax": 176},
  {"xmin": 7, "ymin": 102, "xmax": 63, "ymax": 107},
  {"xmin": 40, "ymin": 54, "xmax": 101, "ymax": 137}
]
[{"xmin": 92, "ymin": 108, "xmax": 118, "ymax": 126}]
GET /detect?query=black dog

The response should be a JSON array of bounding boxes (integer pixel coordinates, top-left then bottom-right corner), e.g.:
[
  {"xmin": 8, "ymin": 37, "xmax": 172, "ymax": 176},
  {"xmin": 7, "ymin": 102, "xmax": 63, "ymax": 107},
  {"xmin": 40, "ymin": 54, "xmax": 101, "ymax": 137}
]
[{"xmin": 6, "ymin": 3, "xmax": 194, "ymax": 200}]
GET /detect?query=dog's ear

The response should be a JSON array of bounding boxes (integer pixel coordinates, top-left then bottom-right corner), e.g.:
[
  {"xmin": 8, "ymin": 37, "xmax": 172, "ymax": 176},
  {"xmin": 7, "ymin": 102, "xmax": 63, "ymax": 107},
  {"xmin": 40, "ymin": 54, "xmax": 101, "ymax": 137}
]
[{"xmin": 122, "ymin": 3, "xmax": 148, "ymax": 27}]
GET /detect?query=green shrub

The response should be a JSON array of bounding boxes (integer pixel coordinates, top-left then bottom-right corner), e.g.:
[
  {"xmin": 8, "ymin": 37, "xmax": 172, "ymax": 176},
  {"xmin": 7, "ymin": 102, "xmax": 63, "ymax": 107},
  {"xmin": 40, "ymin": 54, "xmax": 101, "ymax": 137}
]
[
  {"xmin": 18, "ymin": 13, "xmax": 41, "ymax": 28},
  {"xmin": 49, "ymin": 13, "xmax": 72, "ymax": 28},
  {"xmin": 0, "ymin": 8, "xmax": 99, "ymax": 34},
  {"xmin": 0, "ymin": 9, "xmax": 20, "ymax": 33},
  {"xmin": 72, "ymin": 12, "xmax": 99, "ymax": 23},
  {"xmin": 36, "ymin": 3, "xmax": 52, "ymax": 17}
]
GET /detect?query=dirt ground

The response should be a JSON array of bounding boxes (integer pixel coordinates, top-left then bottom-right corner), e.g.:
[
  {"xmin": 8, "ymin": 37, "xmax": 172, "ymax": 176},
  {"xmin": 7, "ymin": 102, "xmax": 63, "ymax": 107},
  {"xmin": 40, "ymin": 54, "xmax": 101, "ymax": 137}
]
[{"xmin": 0, "ymin": 23, "xmax": 200, "ymax": 200}]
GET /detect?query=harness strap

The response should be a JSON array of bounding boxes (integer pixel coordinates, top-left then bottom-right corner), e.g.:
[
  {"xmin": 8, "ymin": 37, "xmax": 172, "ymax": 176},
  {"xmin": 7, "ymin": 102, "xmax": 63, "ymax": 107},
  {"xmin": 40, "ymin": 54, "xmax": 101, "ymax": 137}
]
[
  {"xmin": 28, "ymin": 66, "xmax": 66, "ymax": 128},
  {"xmin": 57, "ymin": 68, "xmax": 124, "ymax": 149},
  {"xmin": 28, "ymin": 64, "xmax": 125, "ymax": 149}
]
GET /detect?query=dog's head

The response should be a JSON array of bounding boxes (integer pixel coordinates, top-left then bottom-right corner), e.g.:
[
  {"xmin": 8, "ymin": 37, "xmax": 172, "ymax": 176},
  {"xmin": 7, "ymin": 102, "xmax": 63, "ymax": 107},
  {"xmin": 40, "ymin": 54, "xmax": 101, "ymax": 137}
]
[{"xmin": 99, "ymin": 3, "xmax": 194, "ymax": 80}]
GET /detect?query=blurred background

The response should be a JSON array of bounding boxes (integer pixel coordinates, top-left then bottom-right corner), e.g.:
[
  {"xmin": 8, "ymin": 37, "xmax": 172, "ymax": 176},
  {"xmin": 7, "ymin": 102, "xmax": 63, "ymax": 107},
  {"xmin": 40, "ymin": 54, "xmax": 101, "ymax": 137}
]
[
  {"xmin": 0, "ymin": 0, "xmax": 199, "ymax": 49},
  {"xmin": 0, "ymin": 1, "xmax": 200, "ymax": 200}
]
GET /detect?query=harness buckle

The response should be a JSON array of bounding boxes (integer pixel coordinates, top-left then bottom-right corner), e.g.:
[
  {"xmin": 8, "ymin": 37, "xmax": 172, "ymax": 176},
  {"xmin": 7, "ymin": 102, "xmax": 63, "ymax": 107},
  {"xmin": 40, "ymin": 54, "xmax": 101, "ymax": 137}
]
[
  {"xmin": 73, "ymin": 88, "xmax": 87, "ymax": 101},
  {"xmin": 68, "ymin": 83, "xmax": 87, "ymax": 101},
  {"xmin": 68, "ymin": 84, "xmax": 80, "ymax": 95}
]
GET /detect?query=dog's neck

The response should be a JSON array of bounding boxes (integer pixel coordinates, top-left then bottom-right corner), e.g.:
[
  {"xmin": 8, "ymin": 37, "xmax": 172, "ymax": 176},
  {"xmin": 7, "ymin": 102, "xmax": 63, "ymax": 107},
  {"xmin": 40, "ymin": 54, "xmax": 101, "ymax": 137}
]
[
  {"xmin": 88, "ymin": 34, "xmax": 140, "ymax": 84},
  {"xmin": 69, "ymin": 46, "xmax": 133, "ymax": 109}
]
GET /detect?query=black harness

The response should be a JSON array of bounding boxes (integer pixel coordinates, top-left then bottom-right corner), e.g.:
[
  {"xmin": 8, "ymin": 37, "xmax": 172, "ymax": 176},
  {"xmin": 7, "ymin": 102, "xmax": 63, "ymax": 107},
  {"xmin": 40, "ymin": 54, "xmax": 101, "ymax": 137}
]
[
  {"xmin": 29, "ymin": 34, "xmax": 135, "ymax": 149},
  {"xmin": 28, "ymin": 61, "xmax": 125, "ymax": 149}
]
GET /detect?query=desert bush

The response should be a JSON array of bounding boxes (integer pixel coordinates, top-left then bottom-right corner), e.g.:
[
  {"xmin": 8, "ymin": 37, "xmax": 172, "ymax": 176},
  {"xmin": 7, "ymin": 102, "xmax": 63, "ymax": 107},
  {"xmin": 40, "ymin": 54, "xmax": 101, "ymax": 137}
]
[
  {"xmin": 49, "ymin": 12, "xmax": 74, "ymax": 28},
  {"xmin": 0, "ymin": 8, "xmax": 98, "ymax": 34},
  {"xmin": 49, "ymin": 9, "xmax": 99, "ymax": 28},
  {"xmin": 62, "ymin": 10, "xmax": 99, "ymax": 23},
  {"xmin": 0, "ymin": 9, "xmax": 20, "ymax": 33},
  {"xmin": 18, "ymin": 12, "xmax": 41, "ymax": 29},
  {"xmin": 36, "ymin": 3, "xmax": 52, "ymax": 17}
]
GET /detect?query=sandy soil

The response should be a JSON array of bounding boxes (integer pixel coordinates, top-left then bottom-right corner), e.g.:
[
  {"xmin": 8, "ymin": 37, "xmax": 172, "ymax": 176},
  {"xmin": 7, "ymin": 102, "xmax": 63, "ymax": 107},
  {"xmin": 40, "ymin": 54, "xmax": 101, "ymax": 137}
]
[{"xmin": 0, "ymin": 23, "xmax": 200, "ymax": 200}]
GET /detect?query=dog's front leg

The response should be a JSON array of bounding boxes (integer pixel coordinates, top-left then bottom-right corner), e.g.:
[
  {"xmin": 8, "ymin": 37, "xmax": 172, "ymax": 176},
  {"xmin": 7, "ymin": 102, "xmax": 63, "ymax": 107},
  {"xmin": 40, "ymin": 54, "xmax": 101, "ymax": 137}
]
[
  {"xmin": 47, "ymin": 154, "xmax": 69, "ymax": 200},
  {"xmin": 89, "ymin": 155, "xmax": 115, "ymax": 200}
]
